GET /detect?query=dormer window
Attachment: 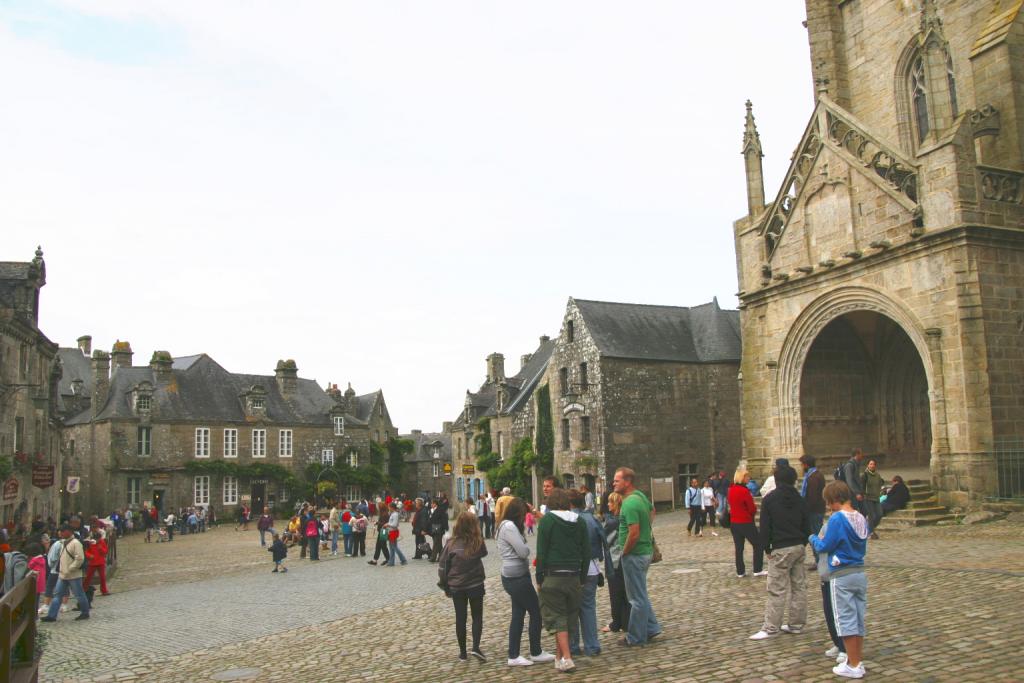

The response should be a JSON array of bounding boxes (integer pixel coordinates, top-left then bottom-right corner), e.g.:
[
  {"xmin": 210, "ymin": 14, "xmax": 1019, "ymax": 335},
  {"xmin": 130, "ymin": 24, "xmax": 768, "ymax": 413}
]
[
  {"xmin": 241, "ymin": 384, "xmax": 268, "ymax": 416},
  {"xmin": 133, "ymin": 381, "xmax": 154, "ymax": 415},
  {"xmin": 136, "ymin": 395, "xmax": 151, "ymax": 412},
  {"xmin": 334, "ymin": 416, "xmax": 345, "ymax": 435},
  {"xmin": 252, "ymin": 397, "xmax": 265, "ymax": 410}
]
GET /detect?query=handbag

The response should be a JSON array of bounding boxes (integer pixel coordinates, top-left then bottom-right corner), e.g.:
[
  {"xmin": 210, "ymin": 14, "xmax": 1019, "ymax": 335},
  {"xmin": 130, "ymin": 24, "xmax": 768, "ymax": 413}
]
[
  {"xmin": 719, "ymin": 502, "xmax": 732, "ymax": 529},
  {"xmin": 387, "ymin": 529, "xmax": 399, "ymax": 542},
  {"xmin": 650, "ymin": 535, "xmax": 663, "ymax": 564}
]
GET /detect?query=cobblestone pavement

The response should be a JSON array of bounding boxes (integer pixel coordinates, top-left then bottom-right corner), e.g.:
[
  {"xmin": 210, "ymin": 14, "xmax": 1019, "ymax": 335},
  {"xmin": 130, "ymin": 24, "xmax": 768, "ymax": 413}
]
[{"xmin": 41, "ymin": 513, "xmax": 1024, "ymax": 682}]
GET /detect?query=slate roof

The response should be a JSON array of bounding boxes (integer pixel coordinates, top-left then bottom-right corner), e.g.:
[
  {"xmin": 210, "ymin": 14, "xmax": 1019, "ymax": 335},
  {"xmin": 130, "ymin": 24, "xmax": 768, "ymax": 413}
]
[
  {"xmin": 355, "ymin": 391, "xmax": 383, "ymax": 422},
  {"xmin": 56, "ymin": 347, "xmax": 93, "ymax": 411},
  {"xmin": 451, "ymin": 336, "xmax": 556, "ymax": 427},
  {"xmin": 572, "ymin": 297, "xmax": 741, "ymax": 363},
  {"xmin": 65, "ymin": 353, "xmax": 366, "ymax": 427},
  {"xmin": 0, "ymin": 262, "xmax": 32, "ymax": 309},
  {"xmin": 400, "ymin": 431, "xmax": 452, "ymax": 463}
]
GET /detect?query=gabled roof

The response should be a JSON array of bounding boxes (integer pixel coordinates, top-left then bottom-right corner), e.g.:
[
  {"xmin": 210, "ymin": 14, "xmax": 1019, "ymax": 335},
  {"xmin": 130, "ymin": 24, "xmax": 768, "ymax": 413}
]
[
  {"xmin": 451, "ymin": 336, "xmax": 556, "ymax": 426},
  {"xmin": 400, "ymin": 431, "xmax": 452, "ymax": 463},
  {"xmin": 65, "ymin": 354, "xmax": 366, "ymax": 427},
  {"xmin": 572, "ymin": 297, "xmax": 740, "ymax": 363},
  {"xmin": 56, "ymin": 347, "xmax": 93, "ymax": 401},
  {"xmin": 355, "ymin": 390, "xmax": 384, "ymax": 422}
]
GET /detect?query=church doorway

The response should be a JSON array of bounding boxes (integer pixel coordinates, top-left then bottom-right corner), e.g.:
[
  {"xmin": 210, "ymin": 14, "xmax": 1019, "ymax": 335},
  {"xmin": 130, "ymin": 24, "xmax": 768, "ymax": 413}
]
[{"xmin": 799, "ymin": 311, "xmax": 931, "ymax": 470}]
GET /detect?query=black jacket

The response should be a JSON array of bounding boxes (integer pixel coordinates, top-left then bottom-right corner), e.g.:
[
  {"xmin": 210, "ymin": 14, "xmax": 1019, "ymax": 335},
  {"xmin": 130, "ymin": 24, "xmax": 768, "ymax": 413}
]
[
  {"xmin": 429, "ymin": 506, "xmax": 448, "ymax": 533},
  {"xmin": 412, "ymin": 508, "xmax": 430, "ymax": 535},
  {"xmin": 269, "ymin": 539, "xmax": 287, "ymax": 562},
  {"xmin": 758, "ymin": 485, "xmax": 810, "ymax": 553}
]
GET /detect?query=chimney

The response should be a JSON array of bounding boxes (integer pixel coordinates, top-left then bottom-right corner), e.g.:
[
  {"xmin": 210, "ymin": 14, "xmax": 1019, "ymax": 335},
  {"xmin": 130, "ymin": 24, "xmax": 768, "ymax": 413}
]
[
  {"xmin": 486, "ymin": 352, "xmax": 505, "ymax": 384},
  {"xmin": 111, "ymin": 340, "xmax": 133, "ymax": 371},
  {"xmin": 150, "ymin": 351, "xmax": 173, "ymax": 382},
  {"xmin": 411, "ymin": 429, "xmax": 422, "ymax": 437},
  {"xmin": 442, "ymin": 421, "xmax": 452, "ymax": 433},
  {"xmin": 91, "ymin": 350, "xmax": 110, "ymax": 416},
  {"xmin": 344, "ymin": 382, "xmax": 356, "ymax": 414},
  {"xmin": 77, "ymin": 335, "xmax": 92, "ymax": 356},
  {"xmin": 539, "ymin": 335, "xmax": 550, "ymax": 343},
  {"xmin": 275, "ymin": 359, "xmax": 298, "ymax": 396},
  {"xmin": 520, "ymin": 353, "xmax": 533, "ymax": 369}
]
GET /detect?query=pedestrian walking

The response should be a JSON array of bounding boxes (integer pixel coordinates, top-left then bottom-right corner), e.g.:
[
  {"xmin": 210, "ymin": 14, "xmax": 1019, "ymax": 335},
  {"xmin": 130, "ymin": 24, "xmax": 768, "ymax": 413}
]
[
  {"xmin": 496, "ymin": 497, "xmax": 555, "ymax": 667},
  {"xmin": 525, "ymin": 509, "xmax": 535, "ymax": 535},
  {"xmin": 40, "ymin": 525, "xmax": 90, "ymax": 622},
  {"xmin": 600, "ymin": 492, "xmax": 630, "ymax": 634},
  {"xmin": 438, "ymin": 510, "xmax": 488, "ymax": 662},
  {"xmin": 800, "ymin": 455, "xmax": 826, "ymax": 564},
  {"xmin": 385, "ymin": 502, "xmax": 408, "ymax": 566},
  {"xmin": 750, "ymin": 465, "xmax": 810, "ymax": 640},
  {"xmin": 328, "ymin": 503, "xmax": 342, "ymax": 556},
  {"xmin": 810, "ymin": 481, "xmax": 869, "ymax": 679},
  {"xmin": 40, "ymin": 534, "xmax": 68, "ymax": 615},
  {"xmin": 728, "ymin": 468, "xmax": 765, "ymax": 578},
  {"xmin": 257, "ymin": 508, "xmax": 276, "ymax": 548},
  {"xmin": 304, "ymin": 512, "xmax": 320, "ymax": 561},
  {"xmin": 83, "ymin": 530, "xmax": 110, "ymax": 596},
  {"xmin": 428, "ymin": 498, "xmax": 448, "ymax": 562},
  {"xmin": 352, "ymin": 510, "xmax": 368, "ymax": 556},
  {"xmin": 612, "ymin": 466, "xmax": 661, "ymax": 648},
  {"xmin": 411, "ymin": 499, "xmax": 430, "ymax": 560},
  {"xmin": 841, "ymin": 448, "xmax": 866, "ymax": 516},
  {"xmin": 684, "ymin": 478, "xmax": 703, "ymax": 537},
  {"xmin": 26, "ymin": 541, "xmax": 46, "ymax": 611},
  {"xmin": 368, "ymin": 505, "xmax": 391, "ymax": 565},
  {"xmin": 860, "ymin": 460, "xmax": 884, "ymax": 538},
  {"xmin": 570, "ymin": 489, "xmax": 605, "ymax": 658},
  {"xmin": 537, "ymin": 487, "xmax": 589, "ymax": 672},
  {"xmin": 268, "ymin": 533, "xmax": 288, "ymax": 573},
  {"xmin": 341, "ymin": 505, "xmax": 354, "ymax": 556},
  {"xmin": 700, "ymin": 479, "xmax": 718, "ymax": 536}
]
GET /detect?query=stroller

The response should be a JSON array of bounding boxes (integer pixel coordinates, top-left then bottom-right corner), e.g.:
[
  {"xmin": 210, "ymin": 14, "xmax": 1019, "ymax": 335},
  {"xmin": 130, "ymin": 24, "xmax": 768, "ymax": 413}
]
[{"xmin": 155, "ymin": 525, "xmax": 170, "ymax": 543}]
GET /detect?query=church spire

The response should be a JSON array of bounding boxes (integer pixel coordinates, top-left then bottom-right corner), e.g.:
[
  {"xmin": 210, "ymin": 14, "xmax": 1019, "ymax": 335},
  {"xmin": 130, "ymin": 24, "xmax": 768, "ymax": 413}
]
[{"xmin": 742, "ymin": 100, "xmax": 765, "ymax": 217}]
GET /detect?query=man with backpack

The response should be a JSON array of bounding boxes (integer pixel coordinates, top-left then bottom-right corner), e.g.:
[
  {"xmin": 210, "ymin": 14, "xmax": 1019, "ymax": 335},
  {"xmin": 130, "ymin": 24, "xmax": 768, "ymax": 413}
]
[
  {"xmin": 40, "ymin": 524, "xmax": 90, "ymax": 622},
  {"xmin": 838, "ymin": 449, "xmax": 866, "ymax": 515}
]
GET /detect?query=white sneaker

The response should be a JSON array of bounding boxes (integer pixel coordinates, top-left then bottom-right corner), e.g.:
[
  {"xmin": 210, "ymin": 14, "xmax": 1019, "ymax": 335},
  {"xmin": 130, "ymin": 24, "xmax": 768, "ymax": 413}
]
[
  {"xmin": 37, "ymin": 606, "xmax": 48, "ymax": 615},
  {"xmin": 753, "ymin": 570, "xmax": 769, "ymax": 577},
  {"xmin": 711, "ymin": 531, "xmax": 719, "ymax": 537},
  {"xmin": 780, "ymin": 624, "xmax": 802, "ymax": 634},
  {"xmin": 507, "ymin": 656, "xmax": 534, "ymax": 667},
  {"xmin": 749, "ymin": 630, "xmax": 777, "ymax": 640},
  {"xmin": 560, "ymin": 657, "xmax": 576, "ymax": 673},
  {"xmin": 832, "ymin": 661, "xmax": 864, "ymax": 678},
  {"xmin": 837, "ymin": 652, "xmax": 849, "ymax": 664},
  {"xmin": 60, "ymin": 605, "xmax": 69, "ymax": 613},
  {"xmin": 736, "ymin": 573, "xmax": 747, "ymax": 578},
  {"xmin": 825, "ymin": 646, "xmax": 840, "ymax": 658},
  {"xmin": 530, "ymin": 652, "xmax": 556, "ymax": 663}
]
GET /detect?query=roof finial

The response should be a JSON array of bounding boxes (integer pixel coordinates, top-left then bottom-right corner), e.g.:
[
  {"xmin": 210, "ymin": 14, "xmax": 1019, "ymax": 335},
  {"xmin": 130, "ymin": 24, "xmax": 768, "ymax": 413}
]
[{"xmin": 742, "ymin": 100, "xmax": 763, "ymax": 157}]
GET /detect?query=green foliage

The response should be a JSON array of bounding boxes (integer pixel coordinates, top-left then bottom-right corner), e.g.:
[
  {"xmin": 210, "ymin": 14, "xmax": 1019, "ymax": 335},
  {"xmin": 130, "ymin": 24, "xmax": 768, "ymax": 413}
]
[
  {"xmin": 473, "ymin": 418, "xmax": 492, "ymax": 456},
  {"xmin": 183, "ymin": 460, "xmax": 292, "ymax": 481},
  {"xmin": 480, "ymin": 437, "xmax": 534, "ymax": 497},
  {"xmin": 316, "ymin": 481, "xmax": 338, "ymax": 496},
  {"xmin": 385, "ymin": 437, "xmax": 414, "ymax": 489},
  {"xmin": 534, "ymin": 384, "xmax": 554, "ymax": 475},
  {"xmin": 0, "ymin": 456, "xmax": 12, "ymax": 482}
]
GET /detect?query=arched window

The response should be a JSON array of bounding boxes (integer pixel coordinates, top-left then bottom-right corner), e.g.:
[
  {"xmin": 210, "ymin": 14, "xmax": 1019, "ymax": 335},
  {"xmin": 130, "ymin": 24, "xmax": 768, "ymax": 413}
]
[
  {"xmin": 946, "ymin": 54, "xmax": 958, "ymax": 120},
  {"xmin": 910, "ymin": 55, "xmax": 929, "ymax": 143}
]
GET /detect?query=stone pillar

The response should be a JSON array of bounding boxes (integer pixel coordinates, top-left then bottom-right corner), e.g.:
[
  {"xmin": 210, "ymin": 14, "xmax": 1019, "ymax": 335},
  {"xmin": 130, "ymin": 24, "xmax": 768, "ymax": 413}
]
[{"xmin": 742, "ymin": 100, "xmax": 765, "ymax": 216}]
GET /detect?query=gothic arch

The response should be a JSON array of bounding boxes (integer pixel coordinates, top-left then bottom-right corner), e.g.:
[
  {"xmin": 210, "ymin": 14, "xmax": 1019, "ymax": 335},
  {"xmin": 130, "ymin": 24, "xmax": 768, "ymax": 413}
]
[
  {"xmin": 774, "ymin": 286, "xmax": 937, "ymax": 458},
  {"xmin": 895, "ymin": 36, "xmax": 925, "ymax": 154}
]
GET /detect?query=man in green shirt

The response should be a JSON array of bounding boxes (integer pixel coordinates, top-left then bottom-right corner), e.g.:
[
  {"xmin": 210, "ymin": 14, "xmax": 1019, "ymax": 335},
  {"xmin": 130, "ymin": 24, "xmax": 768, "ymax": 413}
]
[{"xmin": 613, "ymin": 467, "xmax": 661, "ymax": 646}]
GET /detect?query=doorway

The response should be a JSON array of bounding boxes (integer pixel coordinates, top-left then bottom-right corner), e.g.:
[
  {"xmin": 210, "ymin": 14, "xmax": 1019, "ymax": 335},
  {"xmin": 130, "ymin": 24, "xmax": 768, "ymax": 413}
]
[
  {"xmin": 251, "ymin": 483, "xmax": 266, "ymax": 514},
  {"xmin": 152, "ymin": 489, "xmax": 165, "ymax": 514}
]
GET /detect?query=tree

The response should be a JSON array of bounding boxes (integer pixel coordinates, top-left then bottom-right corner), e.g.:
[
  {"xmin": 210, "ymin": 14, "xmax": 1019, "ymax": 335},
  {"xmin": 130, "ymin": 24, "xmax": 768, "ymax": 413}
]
[
  {"xmin": 534, "ymin": 384, "xmax": 554, "ymax": 475},
  {"xmin": 384, "ymin": 437, "xmax": 414, "ymax": 490}
]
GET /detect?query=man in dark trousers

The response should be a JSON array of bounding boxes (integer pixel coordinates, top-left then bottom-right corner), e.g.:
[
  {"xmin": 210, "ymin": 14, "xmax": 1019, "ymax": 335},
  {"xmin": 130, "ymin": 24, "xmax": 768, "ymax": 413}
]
[
  {"xmin": 842, "ymin": 449, "xmax": 866, "ymax": 515},
  {"xmin": 799, "ymin": 455, "xmax": 826, "ymax": 564},
  {"xmin": 411, "ymin": 498, "xmax": 431, "ymax": 559}
]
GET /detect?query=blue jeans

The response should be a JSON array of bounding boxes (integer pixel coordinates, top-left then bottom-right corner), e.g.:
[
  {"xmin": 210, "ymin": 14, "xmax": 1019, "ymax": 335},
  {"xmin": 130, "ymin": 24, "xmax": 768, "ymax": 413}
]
[
  {"xmin": 259, "ymin": 528, "xmax": 276, "ymax": 547},
  {"xmin": 622, "ymin": 553, "xmax": 660, "ymax": 645},
  {"xmin": 387, "ymin": 539, "xmax": 407, "ymax": 565},
  {"xmin": 331, "ymin": 528, "xmax": 339, "ymax": 553},
  {"xmin": 47, "ymin": 577, "xmax": 89, "ymax": 618},
  {"xmin": 343, "ymin": 532, "xmax": 353, "ymax": 555},
  {"xmin": 569, "ymin": 574, "xmax": 601, "ymax": 655},
  {"xmin": 501, "ymin": 574, "xmax": 543, "ymax": 659}
]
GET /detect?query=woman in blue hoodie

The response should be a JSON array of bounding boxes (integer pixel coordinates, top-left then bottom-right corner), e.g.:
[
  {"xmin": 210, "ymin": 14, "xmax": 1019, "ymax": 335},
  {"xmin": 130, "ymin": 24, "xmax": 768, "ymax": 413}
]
[{"xmin": 810, "ymin": 481, "xmax": 869, "ymax": 680}]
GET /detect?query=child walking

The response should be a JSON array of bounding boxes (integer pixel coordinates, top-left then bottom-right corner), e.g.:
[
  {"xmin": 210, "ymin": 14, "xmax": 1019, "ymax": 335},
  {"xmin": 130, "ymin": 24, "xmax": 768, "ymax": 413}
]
[
  {"xmin": 524, "ymin": 510, "xmax": 535, "ymax": 535},
  {"xmin": 810, "ymin": 481, "xmax": 869, "ymax": 679},
  {"xmin": 269, "ymin": 533, "xmax": 288, "ymax": 573}
]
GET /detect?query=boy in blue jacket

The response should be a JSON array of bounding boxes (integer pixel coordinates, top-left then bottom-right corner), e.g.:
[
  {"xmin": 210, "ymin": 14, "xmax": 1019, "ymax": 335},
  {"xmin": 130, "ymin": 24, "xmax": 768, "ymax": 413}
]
[
  {"xmin": 810, "ymin": 481, "xmax": 868, "ymax": 679},
  {"xmin": 269, "ymin": 533, "xmax": 288, "ymax": 573}
]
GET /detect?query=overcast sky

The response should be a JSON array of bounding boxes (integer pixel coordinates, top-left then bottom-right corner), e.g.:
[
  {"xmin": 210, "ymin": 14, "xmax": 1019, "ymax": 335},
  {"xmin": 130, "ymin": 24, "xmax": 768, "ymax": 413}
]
[{"xmin": 2, "ymin": 1, "xmax": 812, "ymax": 432}]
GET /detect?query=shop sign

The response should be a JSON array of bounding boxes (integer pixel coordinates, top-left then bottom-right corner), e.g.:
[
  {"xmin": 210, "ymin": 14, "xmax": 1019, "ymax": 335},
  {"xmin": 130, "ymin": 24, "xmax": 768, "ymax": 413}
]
[
  {"xmin": 150, "ymin": 473, "xmax": 170, "ymax": 484},
  {"xmin": 443, "ymin": 463, "xmax": 453, "ymax": 475},
  {"xmin": 31, "ymin": 465, "xmax": 55, "ymax": 489},
  {"xmin": 461, "ymin": 464, "xmax": 475, "ymax": 475},
  {"xmin": 2, "ymin": 478, "xmax": 19, "ymax": 501}
]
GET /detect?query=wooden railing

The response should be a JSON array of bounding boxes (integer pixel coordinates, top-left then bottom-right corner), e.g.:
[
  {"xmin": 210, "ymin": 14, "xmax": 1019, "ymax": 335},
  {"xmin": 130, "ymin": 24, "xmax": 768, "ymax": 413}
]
[{"xmin": 0, "ymin": 573, "xmax": 39, "ymax": 683}]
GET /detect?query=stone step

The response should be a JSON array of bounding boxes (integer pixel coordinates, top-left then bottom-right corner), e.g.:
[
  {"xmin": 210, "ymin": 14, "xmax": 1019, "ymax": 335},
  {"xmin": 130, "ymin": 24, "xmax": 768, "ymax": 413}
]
[
  {"xmin": 877, "ymin": 510, "xmax": 957, "ymax": 528},
  {"xmin": 982, "ymin": 501, "xmax": 1024, "ymax": 514}
]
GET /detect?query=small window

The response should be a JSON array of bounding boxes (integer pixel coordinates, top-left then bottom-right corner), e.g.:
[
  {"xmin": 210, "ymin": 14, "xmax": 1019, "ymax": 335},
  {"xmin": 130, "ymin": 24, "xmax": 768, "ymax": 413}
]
[
  {"xmin": 567, "ymin": 319, "xmax": 575, "ymax": 343},
  {"xmin": 563, "ymin": 473, "xmax": 575, "ymax": 489},
  {"xmin": 194, "ymin": 476, "xmax": 210, "ymax": 506},
  {"xmin": 497, "ymin": 432, "xmax": 503, "ymax": 458},
  {"xmin": 677, "ymin": 463, "xmax": 700, "ymax": 501},
  {"xmin": 334, "ymin": 416, "xmax": 345, "ymax": 435},
  {"xmin": 579, "ymin": 362, "xmax": 588, "ymax": 390},
  {"xmin": 348, "ymin": 451, "xmax": 358, "ymax": 467},
  {"xmin": 910, "ymin": 55, "xmax": 929, "ymax": 143},
  {"xmin": 322, "ymin": 449, "xmax": 335, "ymax": 465},
  {"xmin": 580, "ymin": 416, "xmax": 591, "ymax": 447},
  {"xmin": 252, "ymin": 429, "xmax": 266, "ymax": 458},
  {"xmin": 279, "ymin": 429, "xmax": 293, "ymax": 458},
  {"xmin": 344, "ymin": 485, "xmax": 361, "ymax": 501},
  {"xmin": 224, "ymin": 429, "xmax": 238, "ymax": 458},
  {"xmin": 137, "ymin": 426, "xmax": 152, "ymax": 457},
  {"xmin": 223, "ymin": 476, "xmax": 238, "ymax": 505},
  {"xmin": 195, "ymin": 428, "xmax": 210, "ymax": 458},
  {"xmin": 136, "ymin": 395, "xmax": 152, "ymax": 412},
  {"xmin": 559, "ymin": 368, "xmax": 569, "ymax": 395},
  {"xmin": 252, "ymin": 397, "xmax": 265, "ymax": 409},
  {"xmin": 433, "ymin": 462, "xmax": 440, "ymax": 477},
  {"xmin": 561, "ymin": 418, "xmax": 570, "ymax": 449},
  {"xmin": 382, "ymin": 460, "xmax": 389, "ymax": 475},
  {"xmin": 127, "ymin": 477, "xmax": 141, "ymax": 506}
]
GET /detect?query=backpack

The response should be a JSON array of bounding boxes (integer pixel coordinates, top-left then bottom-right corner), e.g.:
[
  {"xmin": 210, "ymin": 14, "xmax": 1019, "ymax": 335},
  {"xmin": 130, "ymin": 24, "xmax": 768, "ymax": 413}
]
[
  {"xmin": 2, "ymin": 551, "xmax": 28, "ymax": 594},
  {"xmin": 834, "ymin": 462, "xmax": 847, "ymax": 483}
]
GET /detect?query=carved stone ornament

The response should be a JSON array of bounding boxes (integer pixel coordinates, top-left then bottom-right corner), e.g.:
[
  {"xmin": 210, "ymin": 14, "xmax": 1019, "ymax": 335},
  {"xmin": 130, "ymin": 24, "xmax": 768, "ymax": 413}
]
[
  {"xmin": 979, "ymin": 166, "xmax": 1023, "ymax": 204},
  {"xmin": 969, "ymin": 104, "xmax": 1000, "ymax": 139}
]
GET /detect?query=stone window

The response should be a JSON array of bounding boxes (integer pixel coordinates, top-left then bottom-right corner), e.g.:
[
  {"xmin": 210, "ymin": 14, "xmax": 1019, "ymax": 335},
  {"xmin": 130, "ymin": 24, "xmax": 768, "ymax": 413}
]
[
  {"xmin": 322, "ymin": 448, "xmax": 335, "ymax": 465},
  {"xmin": 563, "ymin": 473, "xmax": 575, "ymax": 489},
  {"xmin": 127, "ymin": 477, "xmax": 141, "ymax": 506},
  {"xmin": 347, "ymin": 450, "xmax": 358, "ymax": 467},
  {"xmin": 433, "ymin": 462, "xmax": 440, "ymax": 478},
  {"xmin": 567, "ymin": 320, "xmax": 575, "ymax": 343},
  {"xmin": 137, "ymin": 426, "xmax": 152, "ymax": 456},
  {"xmin": 252, "ymin": 429, "xmax": 267, "ymax": 458},
  {"xmin": 14, "ymin": 417, "xmax": 24, "ymax": 452},
  {"xmin": 224, "ymin": 429, "xmax": 238, "ymax": 458},
  {"xmin": 252, "ymin": 397, "xmax": 265, "ymax": 410},
  {"xmin": 559, "ymin": 368, "xmax": 569, "ymax": 396},
  {"xmin": 580, "ymin": 416, "xmax": 591, "ymax": 448},
  {"xmin": 195, "ymin": 428, "xmax": 210, "ymax": 458},
  {"xmin": 561, "ymin": 418, "xmax": 570, "ymax": 449},
  {"xmin": 344, "ymin": 485, "xmax": 360, "ymax": 501},
  {"xmin": 579, "ymin": 362, "xmax": 588, "ymax": 390},
  {"xmin": 136, "ymin": 394, "xmax": 152, "ymax": 412},
  {"xmin": 279, "ymin": 429, "xmax": 293, "ymax": 458},
  {"xmin": 382, "ymin": 459, "xmax": 389, "ymax": 475},
  {"xmin": 334, "ymin": 416, "xmax": 345, "ymax": 435},
  {"xmin": 223, "ymin": 476, "xmax": 238, "ymax": 505},
  {"xmin": 910, "ymin": 55, "xmax": 929, "ymax": 143},
  {"xmin": 194, "ymin": 475, "xmax": 210, "ymax": 505}
]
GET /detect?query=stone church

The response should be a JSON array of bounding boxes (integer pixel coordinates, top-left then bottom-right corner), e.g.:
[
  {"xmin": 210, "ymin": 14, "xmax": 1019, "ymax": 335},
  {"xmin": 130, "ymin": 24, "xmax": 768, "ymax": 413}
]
[{"xmin": 734, "ymin": 0, "xmax": 1024, "ymax": 506}]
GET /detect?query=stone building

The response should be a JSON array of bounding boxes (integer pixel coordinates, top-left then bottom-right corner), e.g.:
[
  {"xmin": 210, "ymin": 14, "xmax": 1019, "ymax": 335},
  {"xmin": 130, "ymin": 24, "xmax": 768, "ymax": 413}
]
[
  {"xmin": 546, "ymin": 298, "xmax": 742, "ymax": 503},
  {"xmin": 449, "ymin": 337, "xmax": 555, "ymax": 501},
  {"xmin": 400, "ymin": 428, "xmax": 452, "ymax": 500},
  {"xmin": 0, "ymin": 248, "xmax": 62, "ymax": 525},
  {"xmin": 62, "ymin": 345, "xmax": 391, "ymax": 517},
  {"xmin": 734, "ymin": 0, "xmax": 1024, "ymax": 505}
]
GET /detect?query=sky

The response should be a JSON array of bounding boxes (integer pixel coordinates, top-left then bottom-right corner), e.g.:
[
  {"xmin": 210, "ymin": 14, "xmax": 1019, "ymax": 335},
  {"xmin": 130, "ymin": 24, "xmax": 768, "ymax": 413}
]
[{"xmin": 1, "ymin": 0, "xmax": 813, "ymax": 433}]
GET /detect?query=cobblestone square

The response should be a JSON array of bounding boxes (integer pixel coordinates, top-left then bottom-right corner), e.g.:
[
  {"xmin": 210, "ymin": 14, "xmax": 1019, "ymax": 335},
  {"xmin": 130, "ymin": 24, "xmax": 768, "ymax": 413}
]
[{"xmin": 38, "ymin": 512, "xmax": 1024, "ymax": 682}]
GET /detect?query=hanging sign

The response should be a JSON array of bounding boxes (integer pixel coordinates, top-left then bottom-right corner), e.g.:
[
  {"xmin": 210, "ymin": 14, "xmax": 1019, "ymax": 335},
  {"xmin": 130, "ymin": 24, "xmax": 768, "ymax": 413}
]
[
  {"xmin": 32, "ymin": 465, "xmax": 55, "ymax": 489},
  {"xmin": 3, "ymin": 478, "xmax": 19, "ymax": 501},
  {"xmin": 66, "ymin": 476, "xmax": 81, "ymax": 494}
]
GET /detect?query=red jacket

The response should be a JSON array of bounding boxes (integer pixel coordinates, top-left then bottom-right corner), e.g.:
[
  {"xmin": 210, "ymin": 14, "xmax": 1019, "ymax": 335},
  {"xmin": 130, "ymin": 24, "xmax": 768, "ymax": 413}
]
[
  {"xmin": 85, "ymin": 539, "xmax": 108, "ymax": 567},
  {"xmin": 727, "ymin": 483, "xmax": 757, "ymax": 524}
]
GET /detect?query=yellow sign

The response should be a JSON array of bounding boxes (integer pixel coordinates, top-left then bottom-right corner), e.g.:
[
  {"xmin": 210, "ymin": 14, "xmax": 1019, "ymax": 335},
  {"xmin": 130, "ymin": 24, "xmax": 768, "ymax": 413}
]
[
  {"xmin": 443, "ymin": 463, "xmax": 453, "ymax": 474},
  {"xmin": 462, "ymin": 464, "xmax": 475, "ymax": 475}
]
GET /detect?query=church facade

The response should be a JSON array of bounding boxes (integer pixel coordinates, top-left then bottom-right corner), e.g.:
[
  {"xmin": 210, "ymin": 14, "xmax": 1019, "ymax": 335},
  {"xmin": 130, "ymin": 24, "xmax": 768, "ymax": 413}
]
[{"xmin": 735, "ymin": 0, "xmax": 1024, "ymax": 506}]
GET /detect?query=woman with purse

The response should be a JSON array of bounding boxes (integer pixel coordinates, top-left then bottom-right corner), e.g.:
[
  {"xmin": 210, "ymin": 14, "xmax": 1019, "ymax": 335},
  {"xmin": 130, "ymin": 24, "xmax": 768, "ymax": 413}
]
[
  {"xmin": 428, "ymin": 498, "xmax": 448, "ymax": 562},
  {"xmin": 601, "ymin": 491, "xmax": 630, "ymax": 633},
  {"xmin": 368, "ymin": 505, "xmax": 391, "ymax": 566},
  {"xmin": 385, "ymin": 502, "xmax": 408, "ymax": 566},
  {"xmin": 438, "ymin": 510, "xmax": 488, "ymax": 661}
]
